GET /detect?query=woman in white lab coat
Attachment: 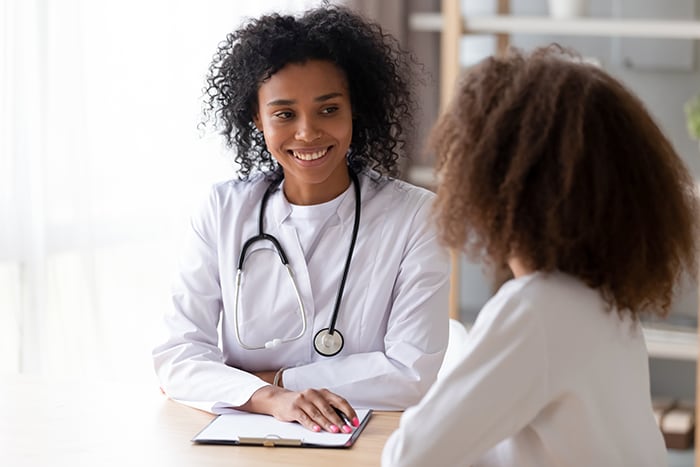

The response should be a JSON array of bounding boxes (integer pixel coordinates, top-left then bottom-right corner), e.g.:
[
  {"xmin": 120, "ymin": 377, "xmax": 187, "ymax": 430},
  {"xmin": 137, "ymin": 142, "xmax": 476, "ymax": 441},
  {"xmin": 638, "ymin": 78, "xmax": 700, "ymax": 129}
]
[
  {"xmin": 152, "ymin": 5, "xmax": 450, "ymax": 434},
  {"xmin": 382, "ymin": 45, "xmax": 697, "ymax": 466}
]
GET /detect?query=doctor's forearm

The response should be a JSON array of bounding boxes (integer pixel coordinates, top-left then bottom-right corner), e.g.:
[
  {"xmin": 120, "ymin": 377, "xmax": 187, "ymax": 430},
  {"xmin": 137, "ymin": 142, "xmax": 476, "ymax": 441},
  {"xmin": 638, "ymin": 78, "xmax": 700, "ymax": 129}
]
[
  {"xmin": 254, "ymin": 370, "xmax": 277, "ymax": 385},
  {"xmin": 282, "ymin": 351, "xmax": 442, "ymax": 409},
  {"xmin": 237, "ymin": 385, "xmax": 282, "ymax": 414}
]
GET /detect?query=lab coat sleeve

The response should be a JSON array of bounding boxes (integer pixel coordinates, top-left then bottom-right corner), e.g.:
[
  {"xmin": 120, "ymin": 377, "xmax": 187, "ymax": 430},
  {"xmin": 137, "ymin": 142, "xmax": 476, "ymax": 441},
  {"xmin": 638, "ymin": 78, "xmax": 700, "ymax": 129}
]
[
  {"xmin": 282, "ymin": 194, "xmax": 451, "ymax": 409},
  {"xmin": 381, "ymin": 292, "xmax": 550, "ymax": 466},
  {"xmin": 152, "ymin": 187, "xmax": 267, "ymax": 412}
]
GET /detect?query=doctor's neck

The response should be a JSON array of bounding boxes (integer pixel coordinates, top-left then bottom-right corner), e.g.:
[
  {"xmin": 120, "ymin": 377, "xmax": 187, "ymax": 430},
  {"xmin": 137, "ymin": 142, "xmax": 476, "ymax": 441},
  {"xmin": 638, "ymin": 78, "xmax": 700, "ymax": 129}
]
[{"xmin": 282, "ymin": 167, "xmax": 352, "ymax": 206}]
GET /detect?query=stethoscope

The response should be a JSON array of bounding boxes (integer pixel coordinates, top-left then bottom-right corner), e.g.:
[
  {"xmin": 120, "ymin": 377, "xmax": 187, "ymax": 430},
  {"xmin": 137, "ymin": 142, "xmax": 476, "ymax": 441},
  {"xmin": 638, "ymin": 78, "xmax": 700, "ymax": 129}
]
[{"xmin": 233, "ymin": 169, "xmax": 360, "ymax": 357}]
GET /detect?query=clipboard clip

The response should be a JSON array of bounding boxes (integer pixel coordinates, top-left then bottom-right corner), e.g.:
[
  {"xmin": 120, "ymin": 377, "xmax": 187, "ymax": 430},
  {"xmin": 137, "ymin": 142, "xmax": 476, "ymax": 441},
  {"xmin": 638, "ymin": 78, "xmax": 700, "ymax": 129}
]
[{"xmin": 239, "ymin": 434, "xmax": 303, "ymax": 447}]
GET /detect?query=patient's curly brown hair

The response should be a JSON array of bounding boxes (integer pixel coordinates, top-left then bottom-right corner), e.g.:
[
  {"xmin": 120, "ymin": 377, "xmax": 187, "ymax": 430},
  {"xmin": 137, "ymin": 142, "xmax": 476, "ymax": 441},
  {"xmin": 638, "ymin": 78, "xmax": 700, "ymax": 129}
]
[{"xmin": 432, "ymin": 45, "xmax": 698, "ymax": 316}]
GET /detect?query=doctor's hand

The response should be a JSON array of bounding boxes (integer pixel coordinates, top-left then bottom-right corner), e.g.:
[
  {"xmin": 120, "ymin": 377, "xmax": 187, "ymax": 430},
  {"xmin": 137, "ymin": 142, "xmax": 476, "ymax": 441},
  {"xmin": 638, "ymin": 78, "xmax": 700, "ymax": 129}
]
[{"xmin": 240, "ymin": 385, "xmax": 359, "ymax": 433}]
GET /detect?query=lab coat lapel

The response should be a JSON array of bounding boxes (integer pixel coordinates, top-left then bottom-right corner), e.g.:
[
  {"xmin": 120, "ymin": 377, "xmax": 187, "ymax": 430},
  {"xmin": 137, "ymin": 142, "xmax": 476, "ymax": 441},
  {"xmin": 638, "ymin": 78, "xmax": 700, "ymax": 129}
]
[{"xmin": 268, "ymin": 186, "xmax": 316, "ymax": 337}]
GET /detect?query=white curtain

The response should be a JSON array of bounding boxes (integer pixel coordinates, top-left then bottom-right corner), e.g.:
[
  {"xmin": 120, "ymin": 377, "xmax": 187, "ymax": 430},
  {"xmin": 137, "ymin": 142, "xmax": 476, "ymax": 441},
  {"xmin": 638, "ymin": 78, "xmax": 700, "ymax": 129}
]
[{"xmin": 0, "ymin": 0, "xmax": 324, "ymax": 381}]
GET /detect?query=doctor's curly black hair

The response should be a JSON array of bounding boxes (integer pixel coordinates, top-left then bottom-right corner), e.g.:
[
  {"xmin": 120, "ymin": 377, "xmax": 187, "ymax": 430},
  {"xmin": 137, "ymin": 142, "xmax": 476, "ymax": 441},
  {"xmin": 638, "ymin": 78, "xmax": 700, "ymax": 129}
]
[{"xmin": 201, "ymin": 4, "xmax": 417, "ymax": 180}]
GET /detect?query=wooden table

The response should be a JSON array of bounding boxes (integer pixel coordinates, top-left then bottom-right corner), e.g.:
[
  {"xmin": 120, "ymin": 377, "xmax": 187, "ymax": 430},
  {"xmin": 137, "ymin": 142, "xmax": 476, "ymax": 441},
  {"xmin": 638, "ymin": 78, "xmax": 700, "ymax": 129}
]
[{"xmin": 0, "ymin": 376, "xmax": 400, "ymax": 466}]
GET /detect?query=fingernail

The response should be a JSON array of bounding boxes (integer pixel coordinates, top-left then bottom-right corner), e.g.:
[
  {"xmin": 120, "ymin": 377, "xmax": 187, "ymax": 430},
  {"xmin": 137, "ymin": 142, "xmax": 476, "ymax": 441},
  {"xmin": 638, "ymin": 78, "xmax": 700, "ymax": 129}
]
[
  {"xmin": 312, "ymin": 425, "xmax": 321, "ymax": 432},
  {"xmin": 342, "ymin": 425, "xmax": 352, "ymax": 433},
  {"xmin": 352, "ymin": 417, "xmax": 360, "ymax": 427},
  {"xmin": 329, "ymin": 425, "xmax": 340, "ymax": 433}
]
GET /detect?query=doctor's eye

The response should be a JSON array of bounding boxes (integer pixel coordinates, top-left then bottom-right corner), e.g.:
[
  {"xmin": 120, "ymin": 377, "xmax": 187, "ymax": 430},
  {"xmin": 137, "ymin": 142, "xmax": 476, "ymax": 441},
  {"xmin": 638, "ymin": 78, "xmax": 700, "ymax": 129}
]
[
  {"xmin": 321, "ymin": 106, "xmax": 339, "ymax": 115},
  {"xmin": 273, "ymin": 111, "xmax": 294, "ymax": 120}
]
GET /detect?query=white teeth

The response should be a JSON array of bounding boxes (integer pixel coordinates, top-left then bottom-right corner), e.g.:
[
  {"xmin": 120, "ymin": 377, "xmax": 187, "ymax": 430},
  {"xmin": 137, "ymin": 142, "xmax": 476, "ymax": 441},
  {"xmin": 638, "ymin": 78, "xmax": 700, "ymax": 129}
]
[{"xmin": 292, "ymin": 149, "xmax": 327, "ymax": 161}]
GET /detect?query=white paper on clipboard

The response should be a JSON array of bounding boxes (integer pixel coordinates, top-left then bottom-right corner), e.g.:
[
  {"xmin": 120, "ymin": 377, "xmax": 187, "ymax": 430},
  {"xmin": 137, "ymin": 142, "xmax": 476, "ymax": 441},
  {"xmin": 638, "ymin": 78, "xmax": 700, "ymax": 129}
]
[{"xmin": 192, "ymin": 408, "xmax": 373, "ymax": 448}]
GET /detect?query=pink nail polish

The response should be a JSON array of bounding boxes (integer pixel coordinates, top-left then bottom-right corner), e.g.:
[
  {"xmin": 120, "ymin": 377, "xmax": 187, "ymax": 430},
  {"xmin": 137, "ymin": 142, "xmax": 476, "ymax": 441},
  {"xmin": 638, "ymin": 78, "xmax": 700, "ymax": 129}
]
[
  {"xmin": 352, "ymin": 417, "xmax": 360, "ymax": 427},
  {"xmin": 312, "ymin": 425, "xmax": 321, "ymax": 432},
  {"xmin": 330, "ymin": 425, "xmax": 340, "ymax": 433},
  {"xmin": 342, "ymin": 425, "xmax": 352, "ymax": 433}
]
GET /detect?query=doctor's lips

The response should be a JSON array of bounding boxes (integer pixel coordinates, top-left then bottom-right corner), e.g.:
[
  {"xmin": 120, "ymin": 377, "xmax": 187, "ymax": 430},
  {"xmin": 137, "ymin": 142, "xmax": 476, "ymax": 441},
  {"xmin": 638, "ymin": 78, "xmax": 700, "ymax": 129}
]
[{"xmin": 289, "ymin": 147, "xmax": 330, "ymax": 161}]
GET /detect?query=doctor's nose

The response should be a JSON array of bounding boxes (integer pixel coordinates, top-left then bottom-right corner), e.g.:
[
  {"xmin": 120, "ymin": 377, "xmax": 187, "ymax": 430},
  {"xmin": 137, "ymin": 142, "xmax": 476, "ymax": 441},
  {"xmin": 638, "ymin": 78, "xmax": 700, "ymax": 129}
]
[{"xmin": 294, "ymin": 118, "xmax": 322, "ymax": 142}]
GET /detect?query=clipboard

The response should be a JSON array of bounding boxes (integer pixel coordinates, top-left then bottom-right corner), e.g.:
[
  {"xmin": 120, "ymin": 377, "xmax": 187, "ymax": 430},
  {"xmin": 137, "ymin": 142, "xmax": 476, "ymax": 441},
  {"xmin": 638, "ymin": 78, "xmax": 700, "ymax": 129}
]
[{"xmin": 192, "ymin": 408, "xmax": 373, "ymax": 448}]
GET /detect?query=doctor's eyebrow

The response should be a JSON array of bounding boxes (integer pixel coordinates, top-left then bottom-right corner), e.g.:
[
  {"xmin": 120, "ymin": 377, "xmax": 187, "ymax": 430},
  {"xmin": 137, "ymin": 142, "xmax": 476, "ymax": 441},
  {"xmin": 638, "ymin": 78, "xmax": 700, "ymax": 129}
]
[{"xmin": 265, "ymin": 92, "xmax": 345, "ymax": 107}]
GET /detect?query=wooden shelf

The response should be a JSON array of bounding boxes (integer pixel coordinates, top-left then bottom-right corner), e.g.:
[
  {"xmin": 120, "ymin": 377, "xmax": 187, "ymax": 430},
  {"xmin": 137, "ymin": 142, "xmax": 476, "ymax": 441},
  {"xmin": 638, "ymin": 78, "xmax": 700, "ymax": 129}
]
[
  {"xmin": 410, "ymin": 13, "xmax": 700, "ymax": 40},
  {"xmin": 456, "ymin": 320, "xmax": 697, "ymax": 361},
  {"xmin": 644, "ymin": 326, "xmax": 698, "ymax": 361}
]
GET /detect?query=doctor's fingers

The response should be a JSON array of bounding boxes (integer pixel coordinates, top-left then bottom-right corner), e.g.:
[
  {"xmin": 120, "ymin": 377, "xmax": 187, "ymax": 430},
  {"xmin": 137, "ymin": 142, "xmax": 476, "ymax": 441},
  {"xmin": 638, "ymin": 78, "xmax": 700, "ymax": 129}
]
[
  {"xmin": 318, "ymin": 389, "xmax": 359, "ymax": 428},
  {"xmin": 290, "ymin": 389, "xmax": 352, "ymax": 433}
]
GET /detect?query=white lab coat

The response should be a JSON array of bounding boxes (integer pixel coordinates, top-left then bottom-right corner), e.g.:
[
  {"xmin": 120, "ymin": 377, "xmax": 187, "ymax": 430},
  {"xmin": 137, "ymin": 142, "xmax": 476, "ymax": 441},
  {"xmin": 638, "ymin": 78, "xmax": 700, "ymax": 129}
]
[{"xmin": 153, "ymin": 170, "xmax": 450, "ymax": 413}]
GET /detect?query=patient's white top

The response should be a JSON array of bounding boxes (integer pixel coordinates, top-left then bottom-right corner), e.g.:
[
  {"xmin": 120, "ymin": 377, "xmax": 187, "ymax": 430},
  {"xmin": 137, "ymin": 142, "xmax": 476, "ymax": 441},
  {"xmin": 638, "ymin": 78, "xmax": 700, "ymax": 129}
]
[{"xmin": 382, "ymin": 271, "xmax": 666, "ymax": 467}]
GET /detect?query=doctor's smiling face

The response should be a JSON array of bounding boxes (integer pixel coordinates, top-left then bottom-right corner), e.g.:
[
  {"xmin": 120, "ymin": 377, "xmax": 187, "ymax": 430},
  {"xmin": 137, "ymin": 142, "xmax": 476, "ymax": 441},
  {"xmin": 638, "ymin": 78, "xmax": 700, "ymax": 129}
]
[{"xmin": 254, "ymin": 59, "xmax": 353, "ymax": 206}]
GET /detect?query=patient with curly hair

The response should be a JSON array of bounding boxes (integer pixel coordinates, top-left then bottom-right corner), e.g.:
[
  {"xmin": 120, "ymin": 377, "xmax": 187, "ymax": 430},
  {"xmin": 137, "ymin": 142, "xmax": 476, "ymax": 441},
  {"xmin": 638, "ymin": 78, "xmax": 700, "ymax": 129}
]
[{"xmin": 383, "ymin": 45, "xmax": 698, "ymax": 467}]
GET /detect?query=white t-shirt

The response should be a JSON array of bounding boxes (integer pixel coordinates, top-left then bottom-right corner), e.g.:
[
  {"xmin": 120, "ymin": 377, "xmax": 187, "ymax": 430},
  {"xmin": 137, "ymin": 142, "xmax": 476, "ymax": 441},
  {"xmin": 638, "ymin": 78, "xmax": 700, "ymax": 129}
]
[
  {"xmin": 286, "ymin": 183, "xmax": 348, "ymax": 262},
  {"xmin": 382, "ymin": 271, "xmax": 666, "ymax": 467}
]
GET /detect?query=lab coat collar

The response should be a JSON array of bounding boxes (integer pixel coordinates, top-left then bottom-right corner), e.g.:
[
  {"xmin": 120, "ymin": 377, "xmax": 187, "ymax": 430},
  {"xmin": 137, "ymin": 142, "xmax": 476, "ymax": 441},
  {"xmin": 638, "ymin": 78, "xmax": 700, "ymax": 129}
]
[{"xmin": 267, "ymin": 170, "xmax": 379, "ymax": 228}]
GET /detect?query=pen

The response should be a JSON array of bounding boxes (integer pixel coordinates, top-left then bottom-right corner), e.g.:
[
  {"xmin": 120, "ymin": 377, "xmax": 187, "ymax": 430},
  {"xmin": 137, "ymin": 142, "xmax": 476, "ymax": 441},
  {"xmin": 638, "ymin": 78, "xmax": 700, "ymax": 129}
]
[{"xmin": 333, "ymin": 407, "xmax": 353, "ymax": 429}]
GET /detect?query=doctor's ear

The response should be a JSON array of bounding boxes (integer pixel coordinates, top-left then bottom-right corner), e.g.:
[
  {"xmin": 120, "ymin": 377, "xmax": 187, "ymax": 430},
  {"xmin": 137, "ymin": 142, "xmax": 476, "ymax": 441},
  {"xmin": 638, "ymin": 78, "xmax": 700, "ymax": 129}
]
[{"xmin": 253, "ymin": 114, "xmax": 263, "ymax": 133}]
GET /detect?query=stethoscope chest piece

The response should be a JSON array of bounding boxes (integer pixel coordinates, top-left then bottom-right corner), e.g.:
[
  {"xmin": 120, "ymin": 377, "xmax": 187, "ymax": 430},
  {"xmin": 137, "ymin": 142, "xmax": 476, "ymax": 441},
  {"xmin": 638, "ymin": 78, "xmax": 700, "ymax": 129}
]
[{"xmin": 313, "ymin": 328, "xmax": 344, "ymax": 357}]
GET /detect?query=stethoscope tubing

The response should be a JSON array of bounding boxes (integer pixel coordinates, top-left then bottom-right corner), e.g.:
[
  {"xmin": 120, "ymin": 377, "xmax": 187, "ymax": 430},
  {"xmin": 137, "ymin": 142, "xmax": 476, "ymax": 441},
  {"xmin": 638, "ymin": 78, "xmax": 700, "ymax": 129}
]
[
  {"xmin": 238, "ymin": 232, "xmax": 289, "ymax": 269},
  {"xmin": 233, "ymin": 263, "xmax": 306, "ymax": 350},
  {"xmin": 326, "ymin": 171, "xmax": 361, "ymax": 334}
]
